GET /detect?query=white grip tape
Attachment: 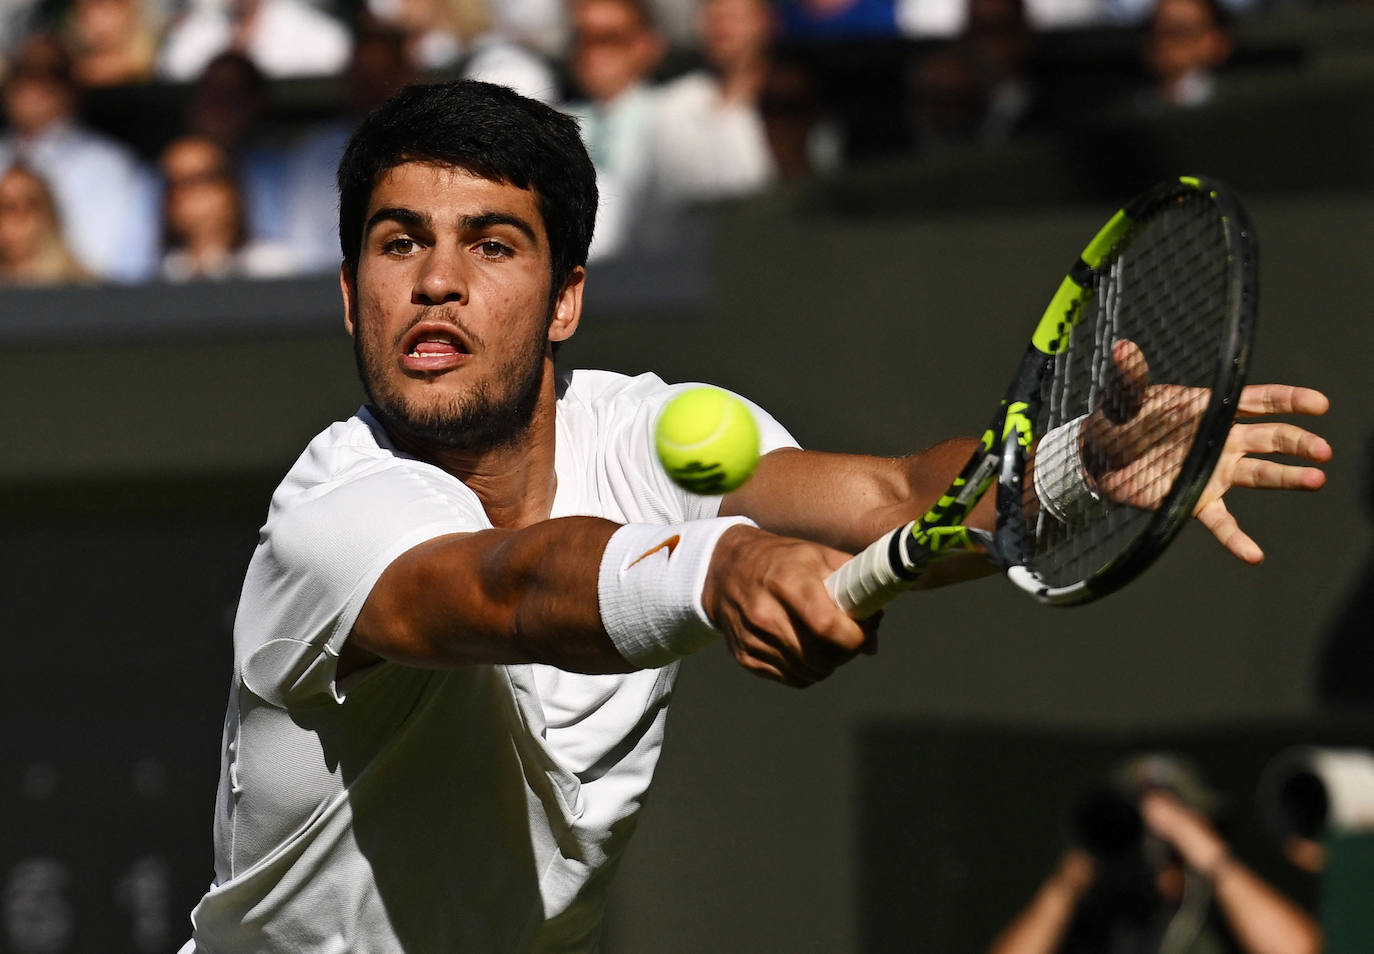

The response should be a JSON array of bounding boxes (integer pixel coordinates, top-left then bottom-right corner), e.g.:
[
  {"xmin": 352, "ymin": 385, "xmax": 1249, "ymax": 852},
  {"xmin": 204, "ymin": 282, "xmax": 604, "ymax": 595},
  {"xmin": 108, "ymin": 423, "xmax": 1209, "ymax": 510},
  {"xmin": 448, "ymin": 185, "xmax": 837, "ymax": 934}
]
[
  {"xmin": 1033, "ymin": 415, "xmax": 1098, "ymax": 522},
  {"xmin": 598, "ymin": 516, "xmax": 757, "ymax": 669},
  {"xmin": 826, "ymin": 522, "xmax": 918, "ymax": 620}
]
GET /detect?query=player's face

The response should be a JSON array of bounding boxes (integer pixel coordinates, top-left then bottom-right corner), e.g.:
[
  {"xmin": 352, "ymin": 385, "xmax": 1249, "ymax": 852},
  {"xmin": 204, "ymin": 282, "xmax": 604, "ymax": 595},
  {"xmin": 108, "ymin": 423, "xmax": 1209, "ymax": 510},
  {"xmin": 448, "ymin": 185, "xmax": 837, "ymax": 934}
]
[{"xmin": 342, "ymin": 161, "xmax": 583, "ymax": 453}]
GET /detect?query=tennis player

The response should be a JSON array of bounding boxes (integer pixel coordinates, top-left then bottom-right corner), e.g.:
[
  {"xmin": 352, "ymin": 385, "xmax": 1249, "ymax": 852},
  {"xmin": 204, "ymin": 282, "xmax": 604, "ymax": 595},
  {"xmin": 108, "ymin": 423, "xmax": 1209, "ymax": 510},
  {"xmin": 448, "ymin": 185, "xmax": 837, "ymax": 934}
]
[{"xmin": 178, "ymin": 81, "xmax": 1330, "ymax": 951}]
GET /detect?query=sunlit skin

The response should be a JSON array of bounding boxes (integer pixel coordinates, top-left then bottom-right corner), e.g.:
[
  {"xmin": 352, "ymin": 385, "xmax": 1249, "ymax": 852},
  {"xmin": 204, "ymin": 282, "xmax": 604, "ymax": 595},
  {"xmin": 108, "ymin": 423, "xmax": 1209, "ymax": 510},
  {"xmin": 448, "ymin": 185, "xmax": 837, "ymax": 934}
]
[
  {"xmin": 1082, "ymin": 340, "xmax": 1331, "ymax": 563},
  {"xmin": 335, "ymin": 167, "xmax": 1330, "ymax": 690},
  {"xmin": 340, "ymin": 161, "xmax": 585, "ymax": 530}
]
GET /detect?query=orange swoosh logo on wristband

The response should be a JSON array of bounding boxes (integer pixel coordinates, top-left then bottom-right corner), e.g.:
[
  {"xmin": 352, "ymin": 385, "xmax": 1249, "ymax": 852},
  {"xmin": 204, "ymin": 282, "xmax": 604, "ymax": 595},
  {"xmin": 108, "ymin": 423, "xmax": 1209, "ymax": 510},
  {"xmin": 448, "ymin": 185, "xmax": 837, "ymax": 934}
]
[{"xmin": 628, "ymin": 535, "xmax": 681, "ymax": 568}]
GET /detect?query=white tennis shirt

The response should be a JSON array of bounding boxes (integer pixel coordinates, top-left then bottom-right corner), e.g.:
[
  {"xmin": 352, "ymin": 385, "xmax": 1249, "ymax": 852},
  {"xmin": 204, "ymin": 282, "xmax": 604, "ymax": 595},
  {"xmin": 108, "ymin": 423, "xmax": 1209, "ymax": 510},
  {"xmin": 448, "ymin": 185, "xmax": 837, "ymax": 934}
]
[{"xmin": 182, "ymin": 369, "xmax": 796, "ymax": 953}]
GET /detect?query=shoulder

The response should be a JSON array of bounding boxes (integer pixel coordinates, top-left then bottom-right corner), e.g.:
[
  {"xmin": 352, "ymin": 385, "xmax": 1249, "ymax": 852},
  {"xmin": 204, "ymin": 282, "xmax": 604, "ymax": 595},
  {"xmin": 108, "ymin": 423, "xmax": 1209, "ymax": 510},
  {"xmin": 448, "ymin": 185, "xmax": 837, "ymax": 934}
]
[
  {"xmin": 658, "ymin": 70, "xmax": 717, "ymax": 108},
  {"xmin": 558, "ymin": 368, "xmax": 673, "ymax": 408},
  {"xmin": 237, "ymin": 240, "xmax": 299, "ymax": 278},
  {"xmin": 258, "ymin": 410, "xmax": 487, "ymax": 582},
  {"xmin": 270, "ymin": 410, "xmax": 478, "ymax": 520}
]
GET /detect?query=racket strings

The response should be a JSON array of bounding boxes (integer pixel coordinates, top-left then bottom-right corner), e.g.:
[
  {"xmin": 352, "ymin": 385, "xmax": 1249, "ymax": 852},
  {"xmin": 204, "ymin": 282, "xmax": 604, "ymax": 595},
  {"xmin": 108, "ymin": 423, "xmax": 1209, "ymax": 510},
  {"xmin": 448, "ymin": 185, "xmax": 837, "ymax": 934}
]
[{"xmin": 1024, "ymin": 193, "xmax": 1236, "ymax": 587}]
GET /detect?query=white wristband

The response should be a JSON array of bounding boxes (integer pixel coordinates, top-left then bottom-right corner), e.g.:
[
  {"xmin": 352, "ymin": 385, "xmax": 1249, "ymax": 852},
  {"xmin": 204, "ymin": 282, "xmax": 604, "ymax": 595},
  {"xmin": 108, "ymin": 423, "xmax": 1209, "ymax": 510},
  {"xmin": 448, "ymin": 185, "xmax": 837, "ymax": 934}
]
[
  {"xmin": 598, "ymin": 517, "xmax": 757, "ymax": 669},
  {"xmin": 1034, "ymin": 415, "xmax": 1098, "ymax": 522}
]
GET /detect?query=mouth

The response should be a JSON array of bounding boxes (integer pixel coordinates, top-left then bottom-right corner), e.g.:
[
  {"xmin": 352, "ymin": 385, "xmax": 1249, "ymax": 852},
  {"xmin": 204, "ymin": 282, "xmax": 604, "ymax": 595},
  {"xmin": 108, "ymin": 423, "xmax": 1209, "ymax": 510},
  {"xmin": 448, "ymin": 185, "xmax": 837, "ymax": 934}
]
[{"xmin": 399, "ymin": 321, "xmax": 472, "ymax": 373}]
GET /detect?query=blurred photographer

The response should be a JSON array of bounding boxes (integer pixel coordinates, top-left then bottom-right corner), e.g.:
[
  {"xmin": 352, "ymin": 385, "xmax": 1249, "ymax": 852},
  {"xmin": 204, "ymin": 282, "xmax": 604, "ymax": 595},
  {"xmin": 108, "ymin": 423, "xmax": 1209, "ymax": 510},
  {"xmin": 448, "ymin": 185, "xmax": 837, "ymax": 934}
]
[
  {"xmin": 1260, "ymin": 747, "xmax": 1374, "ymax": 953},
  {"xmin": 989, "ymin": 754, "xmax": 1322, "ymax": 954}
]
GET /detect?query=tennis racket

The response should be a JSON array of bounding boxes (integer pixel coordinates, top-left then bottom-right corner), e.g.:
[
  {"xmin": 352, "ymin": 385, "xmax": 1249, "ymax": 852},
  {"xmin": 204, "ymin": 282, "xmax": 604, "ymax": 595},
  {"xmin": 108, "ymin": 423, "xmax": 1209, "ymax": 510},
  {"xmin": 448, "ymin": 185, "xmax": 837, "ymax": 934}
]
[{"xmin": 827, "ymin": 175, "xmax": 1258, "ymax": 616}]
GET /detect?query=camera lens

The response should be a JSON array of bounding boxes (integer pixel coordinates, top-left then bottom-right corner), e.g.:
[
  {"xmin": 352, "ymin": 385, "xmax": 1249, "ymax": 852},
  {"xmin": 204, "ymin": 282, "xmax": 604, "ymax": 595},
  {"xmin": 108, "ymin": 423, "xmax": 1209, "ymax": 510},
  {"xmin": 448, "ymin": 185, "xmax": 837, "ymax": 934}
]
[
  {"xmin": 1277, "ymin": 770, "xmax": 1329, "ymax": 840},
  {"xmin": 1073, "ymin": 787, "xmax": 1144, "ymax": 861}
]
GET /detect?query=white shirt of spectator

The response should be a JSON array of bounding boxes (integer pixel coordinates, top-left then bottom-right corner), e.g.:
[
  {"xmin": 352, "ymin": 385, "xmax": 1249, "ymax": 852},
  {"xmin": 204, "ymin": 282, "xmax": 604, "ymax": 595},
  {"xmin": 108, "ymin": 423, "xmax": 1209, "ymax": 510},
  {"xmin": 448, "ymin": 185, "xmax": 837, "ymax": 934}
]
[
  {"xmin": 157, "ymin": 0, "xmax": 352, "ymax": 81},
  {"xmin": 651, "ymin": 69, "xmax": 775, "ymax": 207}
]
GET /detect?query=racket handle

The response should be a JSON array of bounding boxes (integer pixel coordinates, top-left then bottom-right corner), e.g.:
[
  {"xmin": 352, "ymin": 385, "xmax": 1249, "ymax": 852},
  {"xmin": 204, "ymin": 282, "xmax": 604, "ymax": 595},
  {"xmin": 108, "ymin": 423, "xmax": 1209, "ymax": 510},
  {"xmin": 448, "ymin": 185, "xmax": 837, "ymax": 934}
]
[{"xmin": 826, "ymin": 521, "xmax": 920, "ymax": 620}]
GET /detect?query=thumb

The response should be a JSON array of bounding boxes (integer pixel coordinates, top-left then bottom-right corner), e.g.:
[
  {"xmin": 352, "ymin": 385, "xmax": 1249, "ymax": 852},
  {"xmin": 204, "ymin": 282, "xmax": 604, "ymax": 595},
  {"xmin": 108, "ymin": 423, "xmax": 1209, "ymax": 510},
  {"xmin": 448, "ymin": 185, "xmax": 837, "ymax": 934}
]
[{"xmin": 1103, "ymin": 338, "xmax": 1150, "ymax": 424}]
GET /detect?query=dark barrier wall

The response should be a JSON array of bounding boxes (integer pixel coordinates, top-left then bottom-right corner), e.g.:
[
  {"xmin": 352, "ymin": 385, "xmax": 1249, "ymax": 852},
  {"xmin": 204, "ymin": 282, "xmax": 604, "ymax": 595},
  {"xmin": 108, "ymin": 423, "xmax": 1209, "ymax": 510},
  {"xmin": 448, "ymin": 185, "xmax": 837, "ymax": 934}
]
[{"xmin": 1, "ymin": 183, "xmax": 1370, "ymax": 951}]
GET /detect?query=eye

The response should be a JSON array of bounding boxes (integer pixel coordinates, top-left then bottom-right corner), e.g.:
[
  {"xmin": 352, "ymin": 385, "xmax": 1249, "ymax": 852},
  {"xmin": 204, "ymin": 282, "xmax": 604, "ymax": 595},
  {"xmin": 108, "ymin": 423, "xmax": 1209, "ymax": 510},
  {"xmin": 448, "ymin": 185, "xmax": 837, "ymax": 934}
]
[
  {"xmin": 381, "ymin": 236, "xmax": 418, "ymax": 256},
  {"xmin": 475, "ymin": 240, "xmax": 514, "ymax": 259}
]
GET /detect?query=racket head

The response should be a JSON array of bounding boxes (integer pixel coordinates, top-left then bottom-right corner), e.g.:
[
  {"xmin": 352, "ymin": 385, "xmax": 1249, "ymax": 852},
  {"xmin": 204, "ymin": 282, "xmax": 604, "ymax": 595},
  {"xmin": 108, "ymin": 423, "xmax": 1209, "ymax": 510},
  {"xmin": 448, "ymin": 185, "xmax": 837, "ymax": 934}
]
[{"xmin": 1004, "ymin": 176, "xmax": 1258, "ymax": 605}]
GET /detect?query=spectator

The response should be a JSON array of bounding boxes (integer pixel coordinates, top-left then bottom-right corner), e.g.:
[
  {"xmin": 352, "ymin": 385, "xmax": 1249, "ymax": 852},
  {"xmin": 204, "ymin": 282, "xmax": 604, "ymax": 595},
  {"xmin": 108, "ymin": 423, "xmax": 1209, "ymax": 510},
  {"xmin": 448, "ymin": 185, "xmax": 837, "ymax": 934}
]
[
  {"xmin": 0, "ymin": 163, "xmax": 91, "ymax": 285},
  {"xmin": 284, "ymin": 21, "xmax": 417, "ymax": 272},
  {"xmin": 905, "ymin": 44, "xmax": 992, "ymax": 153},
  {"xmin": 486, "ymin": 0, "xmax": 567, "ymax": 58},
  {"xmin": 157, "ymin": 0, "xmax": 352, "ymax": 81},
  {"xmin": 0, "ymin": 33, "xmax": 158, "ymax": 281},
  {"xmin": 651, "ymin": 0, "xmax": 776, "ymax": 206},
  {"xmin": 364, "ymin": 0, "xmax": 558, "ymax": 103},
  {"xmin": 158, "ymin": 134, "xmax": 294, "ymax": 280},
  {"xmin": 964, "ymin": 0, "xmax": 1043, "ymax": 144},
  {"xmin": 1138, "ymin": 0, "xmax": 1232, "ymax": 112},
  {"xmin": 184, "ymin": 50, "xmax": 290, "ymax": 242},
  {"xmin": 758, "ymin": 50, "xmax": 842, "ymax": 181},
  {"xmin": 62, "ymin": 0, "xmax": 159, "ymax": 87},
  {"xmin": 989, "ymin": 754, "xmax": 1322, "ymax": 954},
  {"xmin": 562, "ymin": 0, "xmax": 667, "ymax": 260}
]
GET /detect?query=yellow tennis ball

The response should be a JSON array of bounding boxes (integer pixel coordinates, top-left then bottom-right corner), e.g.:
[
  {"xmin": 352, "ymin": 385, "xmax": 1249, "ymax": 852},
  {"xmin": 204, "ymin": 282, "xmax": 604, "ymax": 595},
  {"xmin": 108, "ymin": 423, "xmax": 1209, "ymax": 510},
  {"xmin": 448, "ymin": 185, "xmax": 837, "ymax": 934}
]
[{"xmin": 655, "ymin": 387, "xmax": 761, "ymax": 495}]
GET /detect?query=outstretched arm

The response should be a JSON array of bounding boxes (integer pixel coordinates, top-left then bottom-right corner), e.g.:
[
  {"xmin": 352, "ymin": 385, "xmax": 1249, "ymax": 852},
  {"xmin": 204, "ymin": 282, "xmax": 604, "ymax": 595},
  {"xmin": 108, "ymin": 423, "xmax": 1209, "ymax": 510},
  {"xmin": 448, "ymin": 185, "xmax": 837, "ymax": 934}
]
[
  {"xmin": 343, "ymin": 515, "xmax": 874, "ymax": 688},
  {"xmin": 719, "ymin": 439, "xmax": 999, "ymax": 589},
  {"xmin": 988, "ymin": 850, "xmax": 1096, "ymax": 954}
]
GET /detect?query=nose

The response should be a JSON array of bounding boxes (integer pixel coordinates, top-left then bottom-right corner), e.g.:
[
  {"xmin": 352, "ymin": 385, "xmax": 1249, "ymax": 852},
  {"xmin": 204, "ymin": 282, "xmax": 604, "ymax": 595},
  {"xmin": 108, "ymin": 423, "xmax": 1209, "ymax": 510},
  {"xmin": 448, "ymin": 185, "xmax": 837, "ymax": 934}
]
[{"xmin": 412, "ymin": 242, "xmax": 468, "ymax": 306}]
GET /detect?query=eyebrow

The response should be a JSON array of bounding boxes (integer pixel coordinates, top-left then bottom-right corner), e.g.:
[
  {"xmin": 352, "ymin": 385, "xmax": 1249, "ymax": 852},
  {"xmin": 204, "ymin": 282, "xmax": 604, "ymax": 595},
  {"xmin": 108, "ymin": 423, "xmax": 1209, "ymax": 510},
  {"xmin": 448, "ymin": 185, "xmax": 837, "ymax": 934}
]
[{"xmin": 364, "ymin": 207, "xmax": 539, "ymax": 245}]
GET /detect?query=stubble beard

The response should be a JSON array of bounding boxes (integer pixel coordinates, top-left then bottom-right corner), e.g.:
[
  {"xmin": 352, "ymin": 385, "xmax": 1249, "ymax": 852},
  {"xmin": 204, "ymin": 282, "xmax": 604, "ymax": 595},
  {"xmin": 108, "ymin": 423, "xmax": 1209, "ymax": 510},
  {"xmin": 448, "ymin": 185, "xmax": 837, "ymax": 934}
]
[{"xmin": 354, "ymin": 313, "xmax": 549, "ymax": 455}]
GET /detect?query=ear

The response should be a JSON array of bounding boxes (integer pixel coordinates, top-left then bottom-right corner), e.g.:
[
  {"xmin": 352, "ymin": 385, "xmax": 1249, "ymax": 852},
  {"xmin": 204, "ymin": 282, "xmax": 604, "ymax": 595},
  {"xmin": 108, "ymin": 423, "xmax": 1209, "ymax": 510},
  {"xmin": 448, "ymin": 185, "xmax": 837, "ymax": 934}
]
[
  {"xmin": 340, "ymin": 262, "xmax": 359, "ymax": 337},
  {"xmin": 548, "ymin": 267, "xmax": 585, "ymax": 344}
]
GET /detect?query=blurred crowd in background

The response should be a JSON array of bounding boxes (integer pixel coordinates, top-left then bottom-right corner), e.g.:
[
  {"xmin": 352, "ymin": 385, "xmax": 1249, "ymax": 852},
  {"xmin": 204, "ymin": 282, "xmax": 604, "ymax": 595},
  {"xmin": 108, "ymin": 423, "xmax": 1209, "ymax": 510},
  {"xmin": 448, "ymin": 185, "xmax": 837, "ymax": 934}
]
[{"xmin": 0, "ymin": 0, "xmax": 1331, "ymax": 285}]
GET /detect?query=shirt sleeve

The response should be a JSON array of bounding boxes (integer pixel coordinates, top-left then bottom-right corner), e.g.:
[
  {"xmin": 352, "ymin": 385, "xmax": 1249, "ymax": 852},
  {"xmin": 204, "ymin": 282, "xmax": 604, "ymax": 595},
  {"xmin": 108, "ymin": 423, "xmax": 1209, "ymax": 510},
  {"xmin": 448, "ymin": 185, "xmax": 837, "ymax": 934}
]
[{"xmin": 237, "ymin": 460, "xmax": 488, "ymax": 708}]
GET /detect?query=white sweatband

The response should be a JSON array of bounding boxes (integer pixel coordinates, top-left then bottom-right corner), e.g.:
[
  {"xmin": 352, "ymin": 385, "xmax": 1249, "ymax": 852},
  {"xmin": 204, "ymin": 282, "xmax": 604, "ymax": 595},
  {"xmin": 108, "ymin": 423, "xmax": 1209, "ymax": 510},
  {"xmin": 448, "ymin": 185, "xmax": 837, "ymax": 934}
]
[
  {"xmin": 598, "ymin": 517, "xmax": 756, "ymax": 669},
  {"xmin": 1034, "ymin": 415, "xmax": 1099, "ymax": 522}
]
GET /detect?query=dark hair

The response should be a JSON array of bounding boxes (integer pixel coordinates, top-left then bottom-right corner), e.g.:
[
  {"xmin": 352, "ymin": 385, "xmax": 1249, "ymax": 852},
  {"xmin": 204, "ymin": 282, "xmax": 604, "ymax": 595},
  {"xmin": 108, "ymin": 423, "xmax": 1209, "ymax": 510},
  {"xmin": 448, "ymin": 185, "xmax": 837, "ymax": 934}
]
[{"xmin": 337, "ymin": 80, "xmax": 597, "ymax": 292}]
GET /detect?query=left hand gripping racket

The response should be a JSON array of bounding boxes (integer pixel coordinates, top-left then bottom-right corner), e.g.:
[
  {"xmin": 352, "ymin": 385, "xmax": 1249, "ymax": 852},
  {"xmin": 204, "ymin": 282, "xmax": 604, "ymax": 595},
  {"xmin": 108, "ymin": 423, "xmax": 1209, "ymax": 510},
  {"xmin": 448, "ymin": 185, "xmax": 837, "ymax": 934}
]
[{"xmin": 827, "ymin": 176, "xmax": 1258, "ymax": 617}]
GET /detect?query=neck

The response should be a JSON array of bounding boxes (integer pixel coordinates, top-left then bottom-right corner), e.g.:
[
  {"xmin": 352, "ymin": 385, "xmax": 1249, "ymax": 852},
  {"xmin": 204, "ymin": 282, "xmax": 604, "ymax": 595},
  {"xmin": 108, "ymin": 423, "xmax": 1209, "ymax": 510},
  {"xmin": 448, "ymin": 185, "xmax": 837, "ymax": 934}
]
[
  {"xmin": 713, "ymin": 54, "xmax": 767, "ymax": 104},
  {"xmin": 386, "ymin": 364, "xmax": 561, "ymax": 530}
]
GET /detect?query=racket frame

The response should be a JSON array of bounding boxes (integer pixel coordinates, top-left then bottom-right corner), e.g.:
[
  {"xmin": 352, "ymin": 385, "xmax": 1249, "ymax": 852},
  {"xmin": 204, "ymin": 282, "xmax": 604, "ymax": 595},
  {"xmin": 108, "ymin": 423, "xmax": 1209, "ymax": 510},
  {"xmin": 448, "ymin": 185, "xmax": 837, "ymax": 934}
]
[{"xmin": 826, "ymin": 175, "xmax": 1258, "ymax": 616}]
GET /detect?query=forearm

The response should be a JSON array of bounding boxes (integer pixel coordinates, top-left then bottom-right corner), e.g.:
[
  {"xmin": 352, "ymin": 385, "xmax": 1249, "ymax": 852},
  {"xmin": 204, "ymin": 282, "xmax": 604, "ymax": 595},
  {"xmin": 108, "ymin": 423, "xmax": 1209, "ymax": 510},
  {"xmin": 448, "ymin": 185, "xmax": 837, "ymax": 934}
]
[
  {"xmin": 351, "ymin": 516, "xmax": 631, "ymax": 674},
  {"xmin": 721, "ymin": 440, "xmax": 989, "ymax": 552},
  {"xmin": 1210, "ymin": 858, "xmax": 1322, "ymax": 954},
  {"xmin": 988, "ymin": 868, "xmax": 1088, "ymax": 954}
]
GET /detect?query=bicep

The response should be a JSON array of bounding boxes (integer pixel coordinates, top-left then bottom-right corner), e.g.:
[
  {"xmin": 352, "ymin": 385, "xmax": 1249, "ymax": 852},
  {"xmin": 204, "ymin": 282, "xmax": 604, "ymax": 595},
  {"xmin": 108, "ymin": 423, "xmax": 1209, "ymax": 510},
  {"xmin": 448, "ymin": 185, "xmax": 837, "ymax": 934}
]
[{"xmin": 347, "ymin": 529, "xmax": 497, "ymax": 672}]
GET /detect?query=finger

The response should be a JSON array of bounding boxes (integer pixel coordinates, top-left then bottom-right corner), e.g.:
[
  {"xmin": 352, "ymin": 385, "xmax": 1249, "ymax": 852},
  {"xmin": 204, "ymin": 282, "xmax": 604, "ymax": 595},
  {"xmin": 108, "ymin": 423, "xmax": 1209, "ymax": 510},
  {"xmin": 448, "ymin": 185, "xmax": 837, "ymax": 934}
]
[
  {"xmin": 1237, "ymin": 385, "xmax": 1330, "ymax": 418},
  {"xmin": 1104, "ymin": 338, "xmax": 1150, "ymax": 423},
  {"xmin": 728, "ymin": 620, "xmax": 828, "ymax": 687},
  {"xmin": 1229, "ymin": 457, "xmax": 1328, "ymax": 492},
  {"xmin": 1195, "ymin": 498, "xmax": 1264, "ymax": 565},
  {"xmin": 754, "ymin": 662, "xmax": 812, "ymax": 690},
  {"xmin": 763, "ymin": 613, "xmax": 838, "ymax": 685},
  {"xmin": 791, "ymin": 615, "xmax": 864, "ymax": 677},
  {"xmin": 860, "ymin": 613, "xmax": 882, "ymax": 656},
  {"xmin": 1230, "ymin": 421, "xmax": 1333, "ymax": 464}
]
